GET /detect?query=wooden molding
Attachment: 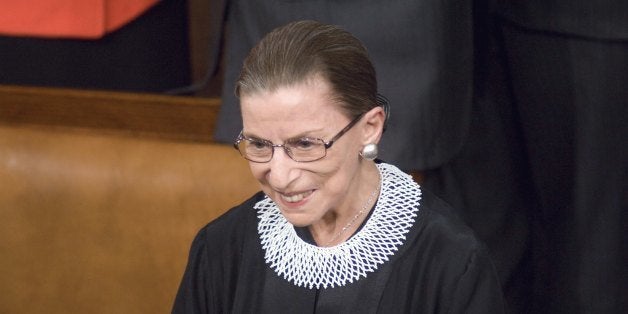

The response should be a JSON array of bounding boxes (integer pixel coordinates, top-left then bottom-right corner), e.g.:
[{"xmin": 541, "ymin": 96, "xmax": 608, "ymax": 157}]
[{"xmin": 0, "ymin": 85, "xmax": 221, "ymax": 142}]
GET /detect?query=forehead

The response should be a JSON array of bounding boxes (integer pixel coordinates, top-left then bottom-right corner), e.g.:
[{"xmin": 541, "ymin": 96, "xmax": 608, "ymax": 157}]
[{"xmin": 240, "ymin": 76, "xmax": 348, "ymax": 135}]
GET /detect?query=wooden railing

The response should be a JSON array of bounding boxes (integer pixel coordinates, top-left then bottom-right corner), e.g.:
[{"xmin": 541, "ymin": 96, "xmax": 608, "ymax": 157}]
[{"xmin": 0, "ymin": 85, "xmax": 221, "ymax": 142}]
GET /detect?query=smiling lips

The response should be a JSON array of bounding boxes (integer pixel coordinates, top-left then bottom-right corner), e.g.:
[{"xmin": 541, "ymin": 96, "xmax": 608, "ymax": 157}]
[{"xmin": 280, "ymin": 190, "xmax": 314, "ymax": 203}]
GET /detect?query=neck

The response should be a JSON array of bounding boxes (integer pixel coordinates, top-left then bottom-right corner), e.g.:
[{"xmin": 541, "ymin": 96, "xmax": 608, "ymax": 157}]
[{"xmin": 310, "ymin": 162, "xmax": 380, "ymax": 247}]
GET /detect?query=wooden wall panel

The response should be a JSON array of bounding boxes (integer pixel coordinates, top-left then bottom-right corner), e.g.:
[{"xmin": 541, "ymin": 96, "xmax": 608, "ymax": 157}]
[{"xmin": 0, "ymin": 85, "xmax": 259, "ymax": 313}]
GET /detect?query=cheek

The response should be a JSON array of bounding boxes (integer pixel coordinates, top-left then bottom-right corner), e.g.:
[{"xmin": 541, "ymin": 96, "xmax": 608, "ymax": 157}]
[
  {"xmin": 248, "ymin": 163, "xmax": 270, "ymax": 187},
  {"xmin": 315, "ymin": 158, "xmax": 357, "ymax": 193},
  {"xmin": 245, "ymin": 151, "xmax": 357, "ymax": 193}
]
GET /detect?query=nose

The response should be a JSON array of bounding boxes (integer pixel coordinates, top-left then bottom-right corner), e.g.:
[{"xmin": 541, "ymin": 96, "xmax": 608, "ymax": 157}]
[{"xmin": 266, "ymin": 146, "xmax": 299, "ymax": 190}]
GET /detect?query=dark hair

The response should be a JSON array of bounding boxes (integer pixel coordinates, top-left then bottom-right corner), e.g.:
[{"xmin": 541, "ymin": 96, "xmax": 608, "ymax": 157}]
[{"xmin": 235, "ymin": 20, "xmax": 378, "ymax": 119}]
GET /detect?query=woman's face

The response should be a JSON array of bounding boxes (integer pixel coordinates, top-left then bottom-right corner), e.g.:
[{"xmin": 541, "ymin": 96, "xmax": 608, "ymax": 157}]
[{"xmin": 240, "ymin": 76, "xmax": 369, "ymax": 227}]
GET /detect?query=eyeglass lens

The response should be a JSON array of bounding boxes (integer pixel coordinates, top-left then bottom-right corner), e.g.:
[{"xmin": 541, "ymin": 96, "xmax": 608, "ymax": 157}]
[{"xmin": 237, "ymin": 137, "xmax": 327, "ymax": 162}]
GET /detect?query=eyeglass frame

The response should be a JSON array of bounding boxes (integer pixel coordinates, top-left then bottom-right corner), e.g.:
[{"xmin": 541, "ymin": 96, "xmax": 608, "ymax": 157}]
[{"xmin": 233, "ymin": 112, "xmax": 365, "ymax": 163}]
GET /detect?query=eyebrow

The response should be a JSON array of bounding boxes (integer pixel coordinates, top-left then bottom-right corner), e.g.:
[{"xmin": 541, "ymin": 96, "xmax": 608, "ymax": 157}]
[{"xmin": 242, "ymin": 128, "xmax": 326, "ymax": 144}]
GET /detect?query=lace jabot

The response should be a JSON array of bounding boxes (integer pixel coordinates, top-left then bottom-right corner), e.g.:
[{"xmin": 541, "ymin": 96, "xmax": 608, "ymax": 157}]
[{"xmin": 255, "ymin": 162, "xmax": 421, "ymax": 289}]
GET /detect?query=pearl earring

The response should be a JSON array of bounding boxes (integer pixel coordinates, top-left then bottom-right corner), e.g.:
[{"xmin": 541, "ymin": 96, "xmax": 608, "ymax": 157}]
[{"xmin": 359, "ymin": 143, "xmax": 378, "ymax": 160}]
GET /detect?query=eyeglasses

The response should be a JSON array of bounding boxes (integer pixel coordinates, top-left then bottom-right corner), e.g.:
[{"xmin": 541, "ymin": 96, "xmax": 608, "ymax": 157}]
[{"xmin": 234, "ymin": 113, "xmax": 364, "ymax": 163}]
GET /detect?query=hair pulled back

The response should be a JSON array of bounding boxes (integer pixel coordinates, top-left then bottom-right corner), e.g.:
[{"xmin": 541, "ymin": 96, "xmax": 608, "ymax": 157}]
[{"xmin": 235, "ymin": 20, "xmax": 379, "ymax": 118}]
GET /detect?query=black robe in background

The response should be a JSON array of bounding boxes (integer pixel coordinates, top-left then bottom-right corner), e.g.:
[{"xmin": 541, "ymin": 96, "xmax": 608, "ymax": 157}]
[
  {"xmin": 172, "ymin": 190, "xmax": 505, "ymax": 314},
  {"xmin": 493, "ymin": 1, "xmax": 628, "ymax": 312}
]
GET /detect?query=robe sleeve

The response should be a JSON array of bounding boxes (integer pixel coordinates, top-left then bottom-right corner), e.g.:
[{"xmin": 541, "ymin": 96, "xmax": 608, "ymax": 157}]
[
  {"xmin": 171, "ymin": 193, "xmax": 263, "ymax": 314},
  {"xmin": 448, "ymin": 246, "xmax": 505, "ymax": 314},
  {"xmin": 172, "ymin": 228, "xmax": 211, "ymax": 314}
]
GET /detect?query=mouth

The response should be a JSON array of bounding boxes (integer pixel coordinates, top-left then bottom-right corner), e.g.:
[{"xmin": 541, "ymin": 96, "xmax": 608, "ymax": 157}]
[{"xmin": 279, "ymin": 190, "xmax": 314, "ymax": 204}]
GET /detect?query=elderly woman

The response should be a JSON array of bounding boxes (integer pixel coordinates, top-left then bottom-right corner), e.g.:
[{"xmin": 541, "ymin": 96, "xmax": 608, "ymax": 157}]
[{"xmin": 173, "ymin": 20, "xmax": 504, "ymax": 313}]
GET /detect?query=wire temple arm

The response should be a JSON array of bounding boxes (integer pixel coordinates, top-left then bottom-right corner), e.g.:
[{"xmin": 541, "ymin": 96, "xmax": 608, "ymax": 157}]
[{"xmin": 376, "ymin": 93, "xmax": 390, "ymax": 132}]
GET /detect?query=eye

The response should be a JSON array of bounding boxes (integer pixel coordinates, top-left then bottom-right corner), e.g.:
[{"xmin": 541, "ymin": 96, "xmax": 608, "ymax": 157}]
[
  {"xmin": 289, "ymin": 138, "xmax": 320, "ymax": 151},
  {"xmin": 247, "ymin": 138, "xmax": 269, "ymax": 150}
]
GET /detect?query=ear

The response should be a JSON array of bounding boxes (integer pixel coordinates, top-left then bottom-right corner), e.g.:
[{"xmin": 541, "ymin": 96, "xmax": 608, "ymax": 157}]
[{"xmin": 360, "ymin": 106, "xmax": 386, "ymax": 145}]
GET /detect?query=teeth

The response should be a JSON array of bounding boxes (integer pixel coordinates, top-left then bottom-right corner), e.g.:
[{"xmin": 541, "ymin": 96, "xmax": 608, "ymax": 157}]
[{"xmin": 280, "ymin": 190, "xmax": 312, "ymax": 203}]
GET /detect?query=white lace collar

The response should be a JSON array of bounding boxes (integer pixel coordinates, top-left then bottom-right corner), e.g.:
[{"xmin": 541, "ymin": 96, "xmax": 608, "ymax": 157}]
[{"xmin": 255, "ymin": 162, "xmax": 421, "ymax": 289}]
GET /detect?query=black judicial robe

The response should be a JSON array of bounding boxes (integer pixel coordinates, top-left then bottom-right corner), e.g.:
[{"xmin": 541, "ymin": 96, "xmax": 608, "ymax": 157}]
[
  {"xmin": 172, "ymin": 190, "xmax": 505, "ymax": 313},
  {"xmin": 208, "ymin": 3, "xmax": 529, "ymax": 312}
]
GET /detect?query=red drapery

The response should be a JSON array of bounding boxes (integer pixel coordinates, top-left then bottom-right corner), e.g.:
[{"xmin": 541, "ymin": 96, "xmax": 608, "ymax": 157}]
[{"xmin": 0, "ymin": 0, "xmax": 159, "ymax": 39}]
